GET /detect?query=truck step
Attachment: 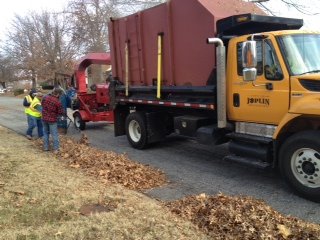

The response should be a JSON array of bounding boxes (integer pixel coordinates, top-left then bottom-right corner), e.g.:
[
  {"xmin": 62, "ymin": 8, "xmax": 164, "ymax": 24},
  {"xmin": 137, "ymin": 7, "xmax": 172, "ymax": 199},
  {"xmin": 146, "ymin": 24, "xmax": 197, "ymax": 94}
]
[
  {"xmin": 226, "ymin": 132, "xmax": 272, "ymax": 144},
  {"xmin": 196, "ymin": 125, "xmax": 229, "ymax": 145},
  {"xmin": 224, "ymin": 155, "xmax": 271, "ymax": 169}
]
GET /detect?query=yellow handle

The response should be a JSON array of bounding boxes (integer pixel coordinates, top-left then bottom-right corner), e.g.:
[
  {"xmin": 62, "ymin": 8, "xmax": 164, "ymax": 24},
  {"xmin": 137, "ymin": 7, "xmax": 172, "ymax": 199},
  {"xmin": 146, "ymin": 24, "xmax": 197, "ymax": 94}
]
[
  {"xmin": 125, "ymin": 42, "xmax": 129, "ymax": 97},
  {"xmin": 157, "ymin": 34, "xmax": 162, "ymax": 99}
]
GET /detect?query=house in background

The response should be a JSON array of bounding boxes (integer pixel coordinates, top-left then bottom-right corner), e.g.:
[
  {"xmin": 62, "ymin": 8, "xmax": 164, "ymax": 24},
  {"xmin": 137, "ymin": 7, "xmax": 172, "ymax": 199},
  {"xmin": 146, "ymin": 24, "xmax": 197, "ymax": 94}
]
[{"xmin": 12, "ymin": 80, "xmax": 32, "ymax": 91}]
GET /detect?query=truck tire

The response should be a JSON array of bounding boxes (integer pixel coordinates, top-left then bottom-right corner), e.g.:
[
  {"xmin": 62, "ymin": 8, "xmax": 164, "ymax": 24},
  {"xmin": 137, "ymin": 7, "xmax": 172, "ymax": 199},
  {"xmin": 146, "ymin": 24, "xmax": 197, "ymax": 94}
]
[
  {"xmin": 125, "ymin": 112, "xmax": 148, "ymax": 149},
  {"xmin": 279, "ymin": 131, "xmax": 320, "ymax": 202},
  {"xmin": 74, "ymin": 112, "xmax": 86, "ymax": 130}
]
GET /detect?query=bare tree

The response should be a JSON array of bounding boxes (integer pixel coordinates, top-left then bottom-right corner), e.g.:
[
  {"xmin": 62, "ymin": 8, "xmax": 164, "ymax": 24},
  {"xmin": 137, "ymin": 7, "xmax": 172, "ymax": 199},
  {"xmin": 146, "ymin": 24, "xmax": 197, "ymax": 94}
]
[
  {"xmin": 110, "ymin": 0, "xmax": 165, "ymax": 16},
  {"xmin": 0, "ymin": 54, "xmax": 15, "ymax": 86},
  {"xmin": 66, "ymin": 0, "xmax": 120, "ymax": 53},
  {"xmin": 66, "ymin": 0, "xmax": 168, "ymax": 53},
  {"xmin": 28, "ymin": 12, "xmax": 78, "ymax": 81},
  {"xmin": 2, "ymin": 14, "xmax": 42, "ymax": 87},
  {"xmin": 253, "ymin": 0, "xmax": 319, "ymax": 16},
  {"xmin": 1, "ymin": 11, "xmax": 78, "ymax": 87},
  {"xmin": 65, "ymin": 0, "xmax": 120, "ymax": 86}
]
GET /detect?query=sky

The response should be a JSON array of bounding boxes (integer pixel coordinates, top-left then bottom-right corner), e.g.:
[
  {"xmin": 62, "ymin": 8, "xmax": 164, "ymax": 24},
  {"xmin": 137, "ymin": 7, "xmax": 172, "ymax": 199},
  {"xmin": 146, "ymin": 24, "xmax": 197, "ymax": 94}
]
[
  {"xmin": 0, "ymin": 0, "xmax": 66, "ymax": 39},
  {"xmin": 260, "ymin": 0, "xmax": 320, "ymax": 31},
  {"xmin": 0, "ymin": 0, "xmax": 319, "ymax": 40}
]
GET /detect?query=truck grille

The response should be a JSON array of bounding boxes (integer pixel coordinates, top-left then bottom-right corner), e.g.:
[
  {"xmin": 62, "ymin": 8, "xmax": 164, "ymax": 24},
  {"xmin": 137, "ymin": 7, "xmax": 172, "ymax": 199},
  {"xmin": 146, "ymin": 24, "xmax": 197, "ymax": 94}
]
[{"xmin": 299, "ymin": 79, "xmax": 320, "ymax": 92}]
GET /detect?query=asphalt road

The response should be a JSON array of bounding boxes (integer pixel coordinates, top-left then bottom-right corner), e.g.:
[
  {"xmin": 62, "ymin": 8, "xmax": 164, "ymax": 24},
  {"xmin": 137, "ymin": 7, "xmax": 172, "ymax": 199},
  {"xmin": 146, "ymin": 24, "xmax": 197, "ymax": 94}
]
[{"xmin": 0, "ymin": 96, "xmax": 319, "ymax": 223}]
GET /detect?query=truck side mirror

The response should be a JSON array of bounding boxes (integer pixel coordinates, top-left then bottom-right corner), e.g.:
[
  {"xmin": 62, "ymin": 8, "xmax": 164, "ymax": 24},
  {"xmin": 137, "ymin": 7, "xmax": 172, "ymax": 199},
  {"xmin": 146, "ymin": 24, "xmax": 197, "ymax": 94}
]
[{"xmin": 242, "ymin": 41, "xmax": 257, "ymax": 81}]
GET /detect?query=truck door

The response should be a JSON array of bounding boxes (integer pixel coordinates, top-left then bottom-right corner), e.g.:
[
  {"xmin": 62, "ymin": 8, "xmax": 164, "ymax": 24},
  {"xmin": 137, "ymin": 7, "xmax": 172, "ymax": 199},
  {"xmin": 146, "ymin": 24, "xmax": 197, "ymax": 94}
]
[{"xmin": 228, "ymin": 38, "xmax": 289, "ymax": 125}]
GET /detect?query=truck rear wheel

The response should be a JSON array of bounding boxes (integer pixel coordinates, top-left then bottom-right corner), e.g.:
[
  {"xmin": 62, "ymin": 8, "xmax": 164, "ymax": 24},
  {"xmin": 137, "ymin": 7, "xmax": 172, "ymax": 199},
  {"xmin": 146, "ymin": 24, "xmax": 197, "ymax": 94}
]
[
  {"xmin": 125, "ymin": 112, "xmax": 148, "ymax": 149},
  {"xmin": 279, "ymin": 131, "xmax": 320, "ymax": 202},
  {"xmin": 74, "ymin": 112, "xmax": 86, "ymax": 130}
]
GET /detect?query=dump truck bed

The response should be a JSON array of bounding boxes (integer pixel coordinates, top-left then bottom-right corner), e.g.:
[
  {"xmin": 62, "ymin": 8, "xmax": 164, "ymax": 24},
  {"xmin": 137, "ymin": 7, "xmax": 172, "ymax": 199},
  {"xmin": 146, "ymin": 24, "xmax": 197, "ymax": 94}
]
[{"xmin": 109, "ymin": 0, "xmax": 264, "ymax": 87}]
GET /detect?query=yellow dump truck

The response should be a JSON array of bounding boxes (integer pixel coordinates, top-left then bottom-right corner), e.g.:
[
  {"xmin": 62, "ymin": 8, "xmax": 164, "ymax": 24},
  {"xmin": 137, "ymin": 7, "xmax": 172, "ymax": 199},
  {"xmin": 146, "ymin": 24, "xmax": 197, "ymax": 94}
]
[{"xmin": 108, "ymin": 0, "xmax": 320, "ymax": 201}]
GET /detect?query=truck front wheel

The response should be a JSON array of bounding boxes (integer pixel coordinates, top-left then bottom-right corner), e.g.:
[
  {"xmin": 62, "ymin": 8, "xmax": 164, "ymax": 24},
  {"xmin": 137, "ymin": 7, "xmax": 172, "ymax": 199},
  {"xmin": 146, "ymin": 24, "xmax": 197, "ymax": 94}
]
[
  {"xmin": 125, "ymin": 112, "xmax": 148, "ymax": 149},
  {"xmin": 279, "ymin": 131, "xmax": 320, "ymax": 202}
]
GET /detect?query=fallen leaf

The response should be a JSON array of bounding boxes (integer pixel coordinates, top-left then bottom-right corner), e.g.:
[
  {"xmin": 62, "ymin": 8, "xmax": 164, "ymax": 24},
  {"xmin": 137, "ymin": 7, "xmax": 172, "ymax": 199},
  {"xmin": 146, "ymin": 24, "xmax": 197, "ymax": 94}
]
[
  {"xmin": 277, "ymin": 224, "xmax": 291, "ymax": 239},
  {"xmin": 10, "ymin": 190, "xmax": 25, "ymax": 195},
  {"xmin": 54, "ymin": 231, "xmax": 63, "ymax": 236},
  {"xmin": 69, "ymin": 164, "xmax": 80, "ymax": 169}
]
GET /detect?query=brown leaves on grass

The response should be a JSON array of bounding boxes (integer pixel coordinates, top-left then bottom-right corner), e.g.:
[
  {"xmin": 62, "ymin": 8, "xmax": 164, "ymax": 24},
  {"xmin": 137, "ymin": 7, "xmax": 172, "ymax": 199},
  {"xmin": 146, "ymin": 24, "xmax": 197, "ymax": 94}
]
[
  {"xmin": 165, "ymin": 193, "xmax": 320, "ymax": 240},
  {"xmin": 56, "ymin": 134, "xmax": 167, "ymax": 191},
  {"xmin": 34, "ymin": 134, "xmax": 319, "ymax": 238}
]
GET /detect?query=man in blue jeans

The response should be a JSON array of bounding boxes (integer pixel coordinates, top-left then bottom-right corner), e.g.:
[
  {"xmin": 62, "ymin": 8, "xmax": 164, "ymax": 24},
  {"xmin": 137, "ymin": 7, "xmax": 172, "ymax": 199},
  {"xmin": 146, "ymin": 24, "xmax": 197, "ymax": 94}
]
[
  {"xmin": 25, "ymin": 92, "xmax": 44, "ymax": 139},
  {"xmin": 24, "ymin": 89, "xmax": 36, "ymax": 139},
  {"xmin": 41, "ymin": 87, "xmax": 64, "ymax": 153}
]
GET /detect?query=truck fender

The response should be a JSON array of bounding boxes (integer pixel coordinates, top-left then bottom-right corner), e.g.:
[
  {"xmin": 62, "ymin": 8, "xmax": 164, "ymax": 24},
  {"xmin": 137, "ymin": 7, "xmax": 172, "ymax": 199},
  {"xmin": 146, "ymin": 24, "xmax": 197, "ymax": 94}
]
[
  {"xmin": 289, "ymin": 94, "xmax": 320, "ymax": 115},
  {"xmin": 274, "ymin": 95, "xmax": 320, "ymax": 139},
  {"xmin": 273, "ymin": 113, "xmax": 301, "ymax": 139}
]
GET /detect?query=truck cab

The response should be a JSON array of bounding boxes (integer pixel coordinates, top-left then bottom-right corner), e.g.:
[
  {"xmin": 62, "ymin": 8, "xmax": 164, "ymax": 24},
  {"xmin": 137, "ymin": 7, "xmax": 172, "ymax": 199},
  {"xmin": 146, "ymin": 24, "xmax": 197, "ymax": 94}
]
[
  {"xmin": 219, "ymin": 15, "xmax": 320, "ymax": 201},
  {"xmin": 228, "ymin": 30, "xmax": 320, "ymax": 126}
]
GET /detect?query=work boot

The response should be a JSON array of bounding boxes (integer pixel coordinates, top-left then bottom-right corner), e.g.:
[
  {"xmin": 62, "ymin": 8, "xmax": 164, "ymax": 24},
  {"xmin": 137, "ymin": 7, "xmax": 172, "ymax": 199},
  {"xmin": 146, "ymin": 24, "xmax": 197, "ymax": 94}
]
[{"xmin": 26, "ymin": 135, "xmax": 32, "ymax": 140}]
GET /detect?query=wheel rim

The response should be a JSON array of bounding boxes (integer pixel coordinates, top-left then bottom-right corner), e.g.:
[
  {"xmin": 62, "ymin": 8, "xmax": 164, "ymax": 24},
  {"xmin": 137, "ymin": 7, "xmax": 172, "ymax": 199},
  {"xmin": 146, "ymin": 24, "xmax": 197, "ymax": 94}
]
[
  {"xmin": 291, "ymin": 148, "xmax": 320, "ymax": 188},
  {"xmin": 128, "ymin": 120, "xmax": 141, "ymax": 142},
  {"xmin": 74, "ymin": 115, "xmax": 81, "ymax": 128}
]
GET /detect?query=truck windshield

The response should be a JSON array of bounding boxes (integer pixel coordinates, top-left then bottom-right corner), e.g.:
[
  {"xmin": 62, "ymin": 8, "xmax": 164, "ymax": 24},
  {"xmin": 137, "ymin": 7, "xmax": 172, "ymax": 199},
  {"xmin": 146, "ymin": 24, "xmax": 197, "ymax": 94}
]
[{"xmin": 280, "ymin": 34, "xmax": 320, "ymax": 76}]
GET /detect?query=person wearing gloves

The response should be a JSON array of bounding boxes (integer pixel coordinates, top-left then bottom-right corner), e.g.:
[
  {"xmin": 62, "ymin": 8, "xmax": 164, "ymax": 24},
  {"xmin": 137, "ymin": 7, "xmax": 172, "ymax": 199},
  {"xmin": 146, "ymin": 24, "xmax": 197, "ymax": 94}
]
[
  {"xmin": 41, "ymin": 87, "xmax": 64, "ymax": 153},
  {"xmin": 25, "ymin": 92, "xmax": 44, "ymax": 139}
]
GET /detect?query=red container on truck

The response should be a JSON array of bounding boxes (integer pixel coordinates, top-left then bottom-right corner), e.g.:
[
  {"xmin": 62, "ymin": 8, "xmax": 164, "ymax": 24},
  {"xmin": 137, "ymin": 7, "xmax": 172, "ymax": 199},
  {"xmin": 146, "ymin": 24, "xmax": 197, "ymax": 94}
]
[{"xmin": 109, "ymin": 0, "xmax": 264, "ymax": 87}]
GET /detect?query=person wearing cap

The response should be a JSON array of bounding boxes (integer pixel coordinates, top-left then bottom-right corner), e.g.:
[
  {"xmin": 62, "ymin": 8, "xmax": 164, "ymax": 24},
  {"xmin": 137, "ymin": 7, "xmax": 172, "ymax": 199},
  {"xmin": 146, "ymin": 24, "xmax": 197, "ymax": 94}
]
[
  {"xmin": 41, "ymin": 87, "xmax": 64, "ymax": 153},
  {"xmin": 25, "ymin": 92, "xmax": 44, "ymax": 139},
  {"xmin": 23, "ymin": 89, "xmax": 37, "ymax": 111}
]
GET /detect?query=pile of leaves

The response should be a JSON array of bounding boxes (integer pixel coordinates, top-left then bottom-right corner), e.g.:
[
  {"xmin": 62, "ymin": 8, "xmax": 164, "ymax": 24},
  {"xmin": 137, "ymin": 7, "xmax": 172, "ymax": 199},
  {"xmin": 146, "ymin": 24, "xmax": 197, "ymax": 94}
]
[
  {"xmin": 165, "ymin": 193, "xmax": 320, "ymax": 239},
  {"xmin": 34, "ymin": 134, "xmax": 320, "ymax": 238},
  {"xmin": 50, "ymin": 134, "xmax": 167, "ymax": 190}
]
